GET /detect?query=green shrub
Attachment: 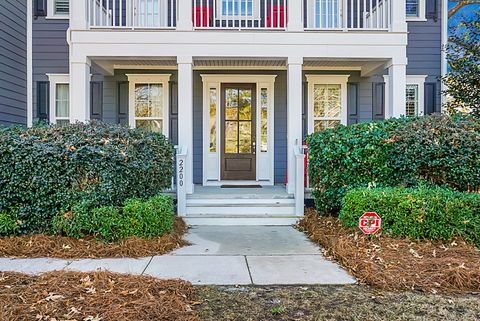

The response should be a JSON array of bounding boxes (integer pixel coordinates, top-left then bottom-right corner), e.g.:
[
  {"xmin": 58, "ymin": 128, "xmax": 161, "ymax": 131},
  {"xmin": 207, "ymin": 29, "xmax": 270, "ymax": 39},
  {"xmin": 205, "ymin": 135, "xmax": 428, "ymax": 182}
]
[
  {"xmin": 340, "ymin": 187, "xmax": 480, "ymax": 247},
  {"xmin": 0, "ymin": 210, "xmax": 18, "ymax": 236},
  {"xmin": 0, "ymin": 122, "xmax": 174, "ymax": 234},
  {"xmin": 53, "ymin": 195, "xmax": 174, "ymax": 242},
  {"xmin": 307, "ymin": 115, "xmax": 480, "ymax": 215}
]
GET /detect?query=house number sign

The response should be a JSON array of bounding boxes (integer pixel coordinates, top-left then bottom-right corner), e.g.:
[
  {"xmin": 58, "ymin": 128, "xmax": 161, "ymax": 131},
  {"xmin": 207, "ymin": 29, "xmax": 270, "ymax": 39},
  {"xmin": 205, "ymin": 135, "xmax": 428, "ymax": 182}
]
[{"xmin": 178, "ymin": 159, "xmax": 184, "ymax": 187}]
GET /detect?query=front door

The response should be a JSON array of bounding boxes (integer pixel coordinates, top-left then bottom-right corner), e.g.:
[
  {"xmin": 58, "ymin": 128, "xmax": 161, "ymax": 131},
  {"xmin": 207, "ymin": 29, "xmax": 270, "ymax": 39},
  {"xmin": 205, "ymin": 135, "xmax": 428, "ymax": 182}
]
[{"xmin": 221, "ymin": 83, "xmax": 256, "ymax": 180}]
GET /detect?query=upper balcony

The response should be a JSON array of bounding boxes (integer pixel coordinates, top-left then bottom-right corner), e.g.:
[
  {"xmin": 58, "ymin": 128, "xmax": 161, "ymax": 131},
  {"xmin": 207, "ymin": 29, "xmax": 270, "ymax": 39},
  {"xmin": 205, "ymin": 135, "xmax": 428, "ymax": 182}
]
[{"xmin": 86, "ymin": 0, "xmax": 394, "ymax": 31}]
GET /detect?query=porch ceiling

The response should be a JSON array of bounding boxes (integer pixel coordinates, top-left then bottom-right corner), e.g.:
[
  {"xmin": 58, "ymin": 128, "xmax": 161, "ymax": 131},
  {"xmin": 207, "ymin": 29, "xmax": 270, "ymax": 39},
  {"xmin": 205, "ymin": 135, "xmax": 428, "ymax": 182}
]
[{"xmin": 193, "ymin": 57, "xmax": 287, "ymax": 69}]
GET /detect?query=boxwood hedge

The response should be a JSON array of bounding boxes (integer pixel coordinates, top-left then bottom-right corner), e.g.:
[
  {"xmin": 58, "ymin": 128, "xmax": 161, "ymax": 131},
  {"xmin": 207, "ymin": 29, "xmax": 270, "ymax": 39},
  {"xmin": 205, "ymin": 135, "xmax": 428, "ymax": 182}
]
[
  {"xmin": 340, "ymin": 187, "xmax": 480, "ymax": 247},
  {"xmin": 0, "ymin": 122, "xmax": 174, "ymax": 234},
  {"xmin": 307, "ymin": 115, "xmax": 480, "ymax": 214}
]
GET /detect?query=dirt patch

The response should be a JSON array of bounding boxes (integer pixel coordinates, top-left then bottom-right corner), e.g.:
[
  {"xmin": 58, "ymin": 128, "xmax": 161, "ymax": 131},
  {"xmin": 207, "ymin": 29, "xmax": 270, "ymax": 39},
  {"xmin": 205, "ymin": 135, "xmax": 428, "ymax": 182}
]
[
  {"xmin": 0, "ymin": 271, "xmax": 199, "ymax": 321},
  {"xmin": 0, "ymin": 218, "xmax": 188, "ymax": 259},
  {"xmin": 298, "ymin": 209, "xmax": 480, "ymax": 294},
  {"xmin": 196, "ymin": 285, "xmax": 480, "ymax": 321}
]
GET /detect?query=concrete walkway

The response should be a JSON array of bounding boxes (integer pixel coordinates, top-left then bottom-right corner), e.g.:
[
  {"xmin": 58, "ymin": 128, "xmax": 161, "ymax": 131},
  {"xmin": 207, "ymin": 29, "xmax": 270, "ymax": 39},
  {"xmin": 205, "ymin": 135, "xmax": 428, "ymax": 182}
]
[{"xmin": 0, "ymin": 226, "xmax": 355, "ymax": 285}]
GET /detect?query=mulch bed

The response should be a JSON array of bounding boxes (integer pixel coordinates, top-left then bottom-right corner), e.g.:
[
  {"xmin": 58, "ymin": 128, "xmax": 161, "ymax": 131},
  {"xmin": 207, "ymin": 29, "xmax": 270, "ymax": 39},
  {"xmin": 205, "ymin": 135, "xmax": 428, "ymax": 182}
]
[
  {"xmin": 299, "ymin": 208, "xmax": 480, "ymax": 294},
  {"xmin": 0, "ymin": 271, "xmax": 200, "ymax": 321},
  {"xmin": 0, "ymin": 218, "xmax": 188, "ymax": 259}
]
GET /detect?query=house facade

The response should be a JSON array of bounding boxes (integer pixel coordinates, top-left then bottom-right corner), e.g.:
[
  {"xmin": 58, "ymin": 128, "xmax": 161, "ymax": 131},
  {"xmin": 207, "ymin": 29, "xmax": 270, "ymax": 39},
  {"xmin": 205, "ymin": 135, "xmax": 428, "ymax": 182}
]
[{"xmin": 2, "ymin": 0, "xmax": 447, "ymax": 224}]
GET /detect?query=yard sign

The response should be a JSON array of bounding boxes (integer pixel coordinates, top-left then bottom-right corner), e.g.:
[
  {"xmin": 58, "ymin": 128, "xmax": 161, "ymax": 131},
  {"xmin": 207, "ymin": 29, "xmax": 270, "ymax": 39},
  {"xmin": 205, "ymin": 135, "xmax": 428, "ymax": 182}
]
[{"xmin": 359, "ymin": 212, "xmax": 381, "ymax": 235}]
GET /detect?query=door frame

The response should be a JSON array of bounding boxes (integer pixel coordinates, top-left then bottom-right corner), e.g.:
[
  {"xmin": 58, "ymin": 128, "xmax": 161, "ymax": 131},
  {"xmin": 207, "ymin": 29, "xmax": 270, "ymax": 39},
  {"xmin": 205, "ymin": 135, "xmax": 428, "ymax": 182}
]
[
  {"xmin": 220, "ymin": 83, "xmax": 257, "ymax": 181},
  {"xmin": 201, "ymin": 74, "xmax": 276, "ymax": 186}
]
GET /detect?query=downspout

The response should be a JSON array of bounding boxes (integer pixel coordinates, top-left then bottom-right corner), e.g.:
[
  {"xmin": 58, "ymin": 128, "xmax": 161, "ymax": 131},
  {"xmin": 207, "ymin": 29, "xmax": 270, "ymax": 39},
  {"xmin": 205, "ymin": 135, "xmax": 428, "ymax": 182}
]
[
  {"xmin": 440, "ymin": 0, "xmax": 448, "ymax": 111},
  {"xmin": 27, "ymin": 0, "xmax": 33, "ymax": 127}
]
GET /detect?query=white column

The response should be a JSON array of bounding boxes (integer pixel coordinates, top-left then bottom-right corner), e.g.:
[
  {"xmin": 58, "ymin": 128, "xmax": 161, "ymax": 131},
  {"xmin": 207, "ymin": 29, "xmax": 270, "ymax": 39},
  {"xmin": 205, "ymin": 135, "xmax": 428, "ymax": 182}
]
[
  {"xmin": 390, "ymin": 0, "xmax": 407, "ymax": 32},
  {"xmin": 287, "ymin": 0, "xmax": 303, "ymax": 31},
  {"xmin": 69, "ymin": 58, "xmax": 91, "ymax": 123},
  {"xmin": 177, "ymin": 0, "xmax": 193, "ymax": 31},
  {"xmin": 70, "ymin": 0, "xmax": 89, "ymax": 30},
  {"xmin": 387, "ymin": 64, "xmax": 407, "ymax": 118},
  {"xmin": 177, "ymin": 56, "xmax": 194, "ymax": 194},
  {"xmin": 287, "ymin": 57, "xmax": 304, "ymax": 194}
]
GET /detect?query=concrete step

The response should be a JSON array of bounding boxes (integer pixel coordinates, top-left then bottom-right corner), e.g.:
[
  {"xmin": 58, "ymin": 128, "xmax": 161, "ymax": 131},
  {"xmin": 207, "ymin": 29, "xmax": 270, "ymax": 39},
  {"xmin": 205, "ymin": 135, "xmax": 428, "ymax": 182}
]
[
  {"xmin": 185, "ymin": 205, "xmax": 296, "ymax": 216},
  {"xmin": 187, "ymin": 198, "xmax": 295, "ymax": 206},
  {"xmin": 183, "ymin": 216, "xmax": 300, "ymax": 226}
]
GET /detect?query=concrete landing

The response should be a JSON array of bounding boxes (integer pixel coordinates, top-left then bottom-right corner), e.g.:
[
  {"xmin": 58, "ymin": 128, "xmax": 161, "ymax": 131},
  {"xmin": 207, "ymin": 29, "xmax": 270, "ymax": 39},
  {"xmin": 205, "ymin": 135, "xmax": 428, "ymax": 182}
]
[{"xmin": 0, "ymin": 226, "xmax": 355, "ymax": 286}]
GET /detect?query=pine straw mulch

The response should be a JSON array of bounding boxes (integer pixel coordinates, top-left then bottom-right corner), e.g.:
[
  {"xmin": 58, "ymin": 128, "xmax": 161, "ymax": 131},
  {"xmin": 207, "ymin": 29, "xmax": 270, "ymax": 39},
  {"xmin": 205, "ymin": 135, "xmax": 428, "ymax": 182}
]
[
  {"xmin": 0, "ymin": 271, "xmax": 200, "ymax": 321},
  {"xmin": 298, "ymin": 208, "xmax": 480, "ymax": 294},
  {"xmin": 0, "ymin": 218, "xmax": 189, "ymax": 259}
]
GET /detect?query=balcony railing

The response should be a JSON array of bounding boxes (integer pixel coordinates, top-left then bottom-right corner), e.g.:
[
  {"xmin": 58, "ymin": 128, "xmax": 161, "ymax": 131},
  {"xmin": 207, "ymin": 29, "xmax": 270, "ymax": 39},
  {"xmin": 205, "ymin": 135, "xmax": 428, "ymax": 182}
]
[
  {"xmin": 86, "ymin": 0, "xmax": 391, "ymax": 31},
  {"xmin": 88, "ymin": 0, "xmax": 177, "ymax": 29},
  {"xmin": 305, "ymin": 0, "xmax": 391, "ymax": 30}
]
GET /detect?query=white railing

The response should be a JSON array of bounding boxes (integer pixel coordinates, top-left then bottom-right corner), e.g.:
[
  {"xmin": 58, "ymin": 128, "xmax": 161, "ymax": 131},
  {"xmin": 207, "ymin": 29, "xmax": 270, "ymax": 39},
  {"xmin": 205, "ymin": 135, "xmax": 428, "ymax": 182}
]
[
  {"xmin": 305, "ymin": 0, "xmax": 391, "ymax": 30},
  {"xmin": 88, "ymin": 0, "xmax": 177, "ymax": 29},
  {"xmin": 193, "ymin": 0, "xmax": 288, "ymax": 30},
  {"xmin": 294, "ymin": 144, "xmax": 306, "ymax": 217},
  {"xmin": 176, "ymin": 145, "xmax": 188, "ymax": 216}
]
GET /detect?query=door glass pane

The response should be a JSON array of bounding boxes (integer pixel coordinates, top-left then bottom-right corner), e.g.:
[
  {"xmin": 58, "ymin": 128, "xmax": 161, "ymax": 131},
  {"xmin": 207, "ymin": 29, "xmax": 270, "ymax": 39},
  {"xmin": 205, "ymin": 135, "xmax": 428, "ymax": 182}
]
[
  {"xmin": 136, "ymin": 120, "xmax": 163, "ymax": 133},
  {"xmin": 225, "ymin": 121, "xmax": 238, "ymax": 154},
  {"xmin": 239, "ymin": 89, "xmax": 252, "ymax": 120},
  {"xmin": 225, "ymin": 88, "xmax": 238, "ymax": 120},
  {"xmin": 260, "ymin": 88, "xmax": 268, "ymax": 153},
  {"xmin": 56, "ymin": 84, "xmax": 69, "ymax": 118},
  {"xmin": 239, "ymin": 121, "xmax": 252, "ymax": 153},
  {"xmin": 209, "ymin": 88, "xmax": 217, "ymax": 153}
]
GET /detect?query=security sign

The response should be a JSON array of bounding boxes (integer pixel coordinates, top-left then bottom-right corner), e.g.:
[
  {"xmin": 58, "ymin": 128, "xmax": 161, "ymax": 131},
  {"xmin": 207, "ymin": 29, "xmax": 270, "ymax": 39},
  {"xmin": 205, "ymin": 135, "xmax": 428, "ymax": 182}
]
[{"xmin": 359, "ymin": 212, "xmax": 381, "ymax": 235}]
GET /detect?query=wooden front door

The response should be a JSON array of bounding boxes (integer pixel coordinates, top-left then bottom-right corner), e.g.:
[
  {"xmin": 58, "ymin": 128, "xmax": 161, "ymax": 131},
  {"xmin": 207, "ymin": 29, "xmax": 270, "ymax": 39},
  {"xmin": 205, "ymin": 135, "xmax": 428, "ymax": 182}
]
[{"xmin": 221, "ymin": 83, "xmax": 256, "ymax": 180}]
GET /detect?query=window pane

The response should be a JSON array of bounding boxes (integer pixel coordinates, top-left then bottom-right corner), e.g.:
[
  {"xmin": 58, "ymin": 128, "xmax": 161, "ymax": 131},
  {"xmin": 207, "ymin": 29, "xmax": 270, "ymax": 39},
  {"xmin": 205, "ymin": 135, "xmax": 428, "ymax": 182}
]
[
  {"xmin": 315, "ymin": 0, "xmax": 339, "ymax": 28},
  {"xmin": 135, "ymin": 84, "xmax": 163, "ymax": 117},
  {"xmin": 260, "ymin": 88, "xmax": 268, "ymax": 153},
  {"xmin": 326, "ymin": 85, "xmax": 341, "ymax": 117},
  {"xmin": 406, "ymin": 84, "xmax": 419, "ymax": 117},
  {"xmin": 314, "ymin": 85, "xmax": 327, "ymax": 117},
  {"xmin": 225, "ymin": 121, "xmax": 238, "ymax": 154},
  {"xmin": 222, "ymin": 0, "xmax": 253, "ymax": 16},
  {"xmin": 136, "ymin": 120, "xmax": 163, "ymax": 133},
  {"xmin": 406, "ymin": 0, "xmax": 419, "ymax": 17},
  {"xmin": 56, "ymin": 84, "xmax": 69, "ymax": 118},
  {"xmin": 225, "ymin": 88, "xmax": 238, "ymax": 120},
  {"xmin": 314, "ymin": 84, "xmax": 341, "ymax": 118},
  {"xmin": 239, "ymin": 89, "xmax": 252, "ymax": 121},
  {"xmin": 314, "ymin": 120, "xmax": 340, "ymax": 132},
  {"xmin": 55, "ymin": 0, "xmax": 69, "ymax": 15},
  {"xmin": 239, "ymin": 121, "xmax": 252, "ymax": 153},
  {"xmin": 209, "ymin": 88, "xmax": 217, "ymax": 153}
]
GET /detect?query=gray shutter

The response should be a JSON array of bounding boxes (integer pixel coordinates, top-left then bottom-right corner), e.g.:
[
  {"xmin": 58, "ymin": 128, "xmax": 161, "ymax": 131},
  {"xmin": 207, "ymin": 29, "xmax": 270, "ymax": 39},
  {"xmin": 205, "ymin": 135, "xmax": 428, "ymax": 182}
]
[
  {"xmin": 426, "ymin": 0, "xmax": 438, "ymax": 21},
  {"xmin": 37, "ymin": 82, "xmax": 49, "ymax": 122},
  {"xmin": 90, "ymin": 82, "xmax": 103, "ymax": 120},
  {"xmin": 347, "ymin": 83, "xmax": 359, "ymax": 125},
  {"xmin": 372, "ymin": 82, "xmax": 385, "ymax": 120},
  {"xmin": 117, "ymin": 82, "xmax": 128, "ymax": 125},
  {"xmin": 34, "ymin": 0, "xmax": 47, "ymax": 16},
  {"xmin": 169, "ymin": 81, "xmax": 178, "ymax": 144},
  {"xmin": 424, "ymin": 82, "xmax": 438, "ymax": 115}
]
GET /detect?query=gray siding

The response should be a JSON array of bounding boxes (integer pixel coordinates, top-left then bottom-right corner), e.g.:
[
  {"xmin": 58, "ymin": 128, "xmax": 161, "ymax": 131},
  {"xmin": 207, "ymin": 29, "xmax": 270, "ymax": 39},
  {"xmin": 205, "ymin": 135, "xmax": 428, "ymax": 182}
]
[
  {"xmin": 0, "ymin": 0, "xmax": 27, "ymax": 125},
  {"xmin": 406, "ymin": 0, "xmax": 443, "ymax": 108},
  {"xmin": 32, "ymin": 16, "xmax": 69, "ymax": 119}
]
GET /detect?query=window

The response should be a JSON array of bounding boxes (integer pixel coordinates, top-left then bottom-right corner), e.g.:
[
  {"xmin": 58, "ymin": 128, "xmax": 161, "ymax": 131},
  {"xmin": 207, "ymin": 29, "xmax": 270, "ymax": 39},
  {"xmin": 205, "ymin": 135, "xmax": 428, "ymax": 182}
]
[
  {"xmin": 260, "ymin": 88, "xmax": 268, "ymax": 152},
  {"xmin": 406, "ymin": 0, "xmax": 426, "ymax": 21},
  {"xmin": 406, "ymin": 84, "xmax": 419, "ymax": 117},
  {"xmin": 314, "ymin": 0, "xmax": 339, "ymax": 29},
  {"xmin": 221, "ymin": 0, "xmax": 253, "ymax": 16},
  {"xmin": 209, "ymin": 88, "xmax": 217, "ymax": 152},
  {"xmin": 47, "ymin": 0, "xmax": 69, "ymax": 19},
  {"xmin": 47, "ymin": 74, "xmax": 70, "ymax": 124},
  {"xmin": 127, "ymin": 74, "xmax": 170, "ymax": 136},
  {"xmin": 306, "ymin": 75, "xmax": 349, "ymax": 134}
]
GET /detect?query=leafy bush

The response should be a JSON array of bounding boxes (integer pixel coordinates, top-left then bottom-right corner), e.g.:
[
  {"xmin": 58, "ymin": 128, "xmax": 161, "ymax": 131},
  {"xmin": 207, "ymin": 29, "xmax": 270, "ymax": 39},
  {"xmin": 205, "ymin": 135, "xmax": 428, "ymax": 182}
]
[
  {"xmin": 307, "ymin": 115, "xmax": 480, "ymax": 214},
  {"xmin": 340, "ymin": 187, "xmax": 480, "ymax": 247},
  {"xmin": 0, "ymin": 122, "xmax": 174, "ymax": 233},
  {"xmin": 53, "ymin": 195, "xmax": 174, "ymax": 242},
  {"xmin": 0, "ymin": 210, "xmax": 18, "ymax": 236}
]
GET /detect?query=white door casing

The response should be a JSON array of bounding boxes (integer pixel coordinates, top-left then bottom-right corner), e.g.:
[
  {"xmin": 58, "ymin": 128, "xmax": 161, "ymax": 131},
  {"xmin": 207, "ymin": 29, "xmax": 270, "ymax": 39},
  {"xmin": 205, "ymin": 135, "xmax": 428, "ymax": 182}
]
[{"xmin": 201, "ymin": 74, "xmax": 276, "ymax": 186}]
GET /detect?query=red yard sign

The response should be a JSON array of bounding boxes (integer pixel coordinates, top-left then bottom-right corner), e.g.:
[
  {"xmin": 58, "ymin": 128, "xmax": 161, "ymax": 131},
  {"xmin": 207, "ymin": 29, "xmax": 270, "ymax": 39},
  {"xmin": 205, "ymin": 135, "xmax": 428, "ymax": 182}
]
[{"xmin": 359, "ymin": 212, "xmax": 382, "ymax": 235}]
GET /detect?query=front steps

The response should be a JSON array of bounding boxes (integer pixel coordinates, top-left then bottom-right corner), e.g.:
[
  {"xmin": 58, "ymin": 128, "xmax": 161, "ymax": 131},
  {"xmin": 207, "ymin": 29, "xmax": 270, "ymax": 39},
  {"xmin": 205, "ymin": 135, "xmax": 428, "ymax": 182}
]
[{"xmin": 182, "ymin": 186, "xmax": 301, "ymax": 225}]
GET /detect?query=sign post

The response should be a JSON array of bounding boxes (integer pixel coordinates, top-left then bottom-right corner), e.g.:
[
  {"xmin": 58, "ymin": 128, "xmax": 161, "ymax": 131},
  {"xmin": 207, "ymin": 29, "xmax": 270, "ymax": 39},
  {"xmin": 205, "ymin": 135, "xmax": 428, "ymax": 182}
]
[{"xmin": 359, "ymin": 212, "xmax": 382, "ymax": 235}]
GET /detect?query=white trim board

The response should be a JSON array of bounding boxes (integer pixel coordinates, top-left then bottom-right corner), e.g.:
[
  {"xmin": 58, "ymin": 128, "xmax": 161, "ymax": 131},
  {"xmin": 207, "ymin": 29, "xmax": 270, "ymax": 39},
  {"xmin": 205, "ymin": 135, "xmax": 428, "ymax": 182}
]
[
  {"xmin": 200, "ymin": 74, "xmax": 277, "ymax": 186},
  {"xmin": 46, "ymin": 74, "xmax": 70, "ymax": 124},
  {"xmin": 126, "ymin": 74, "xmax": 171, "ymax": 137},
  {"xmin": 306, "ymin": 74, "xmax": 350, "ymax": 134}
]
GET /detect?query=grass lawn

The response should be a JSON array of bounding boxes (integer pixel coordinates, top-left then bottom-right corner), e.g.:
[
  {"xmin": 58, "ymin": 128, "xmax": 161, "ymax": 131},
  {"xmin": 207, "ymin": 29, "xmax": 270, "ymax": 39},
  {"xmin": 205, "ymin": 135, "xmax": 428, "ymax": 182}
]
[{"xmin": 196, "ymin": 284, "xmax": 480, "ymax": 321}]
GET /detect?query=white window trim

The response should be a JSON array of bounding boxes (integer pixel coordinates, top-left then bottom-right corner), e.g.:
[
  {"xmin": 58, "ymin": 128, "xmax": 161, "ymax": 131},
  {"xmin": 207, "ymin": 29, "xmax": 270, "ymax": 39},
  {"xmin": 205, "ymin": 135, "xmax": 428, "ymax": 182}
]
[
  {"xmin": 306, "ymin": 75, "xmax": 350, "ymax": 134},
  {"xmin": 46, "ymin": 74, "xmax": 70, "ymax": 124},
  {"xmin": 126, "ymin": 74, "xmax": 171, "ymax": 137},
  {"xmin": 200, "ymin": 74, "xmax": 276, "ymax": 186},
  {"xmin": 406, "ymin": 0, "xmax": 427, "ymax": 22},
  {"xmin": 47, "ymin": 0, "xmax": 69, "ymax": 20},
  {"xmin": 384, "ymin": 75, "xmax": 427, "ymax": 116},
  {"xmin": 216, "ymin": 0, "xmax": 260, "ymax": 20}
]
